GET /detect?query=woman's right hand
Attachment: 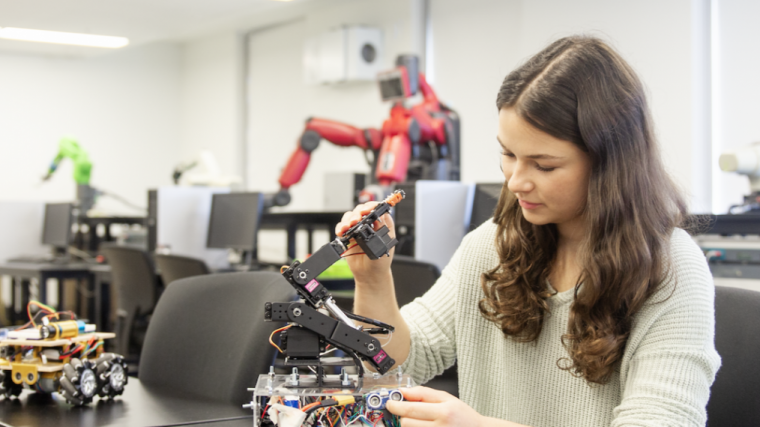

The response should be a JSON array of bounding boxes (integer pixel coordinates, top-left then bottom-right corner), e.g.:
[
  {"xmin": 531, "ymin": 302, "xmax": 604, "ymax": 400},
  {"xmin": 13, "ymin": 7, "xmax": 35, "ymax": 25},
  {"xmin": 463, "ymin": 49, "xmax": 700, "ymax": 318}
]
[{"xmin": 335, "ymin": 202, "xmax": 396, "ymax": 288}]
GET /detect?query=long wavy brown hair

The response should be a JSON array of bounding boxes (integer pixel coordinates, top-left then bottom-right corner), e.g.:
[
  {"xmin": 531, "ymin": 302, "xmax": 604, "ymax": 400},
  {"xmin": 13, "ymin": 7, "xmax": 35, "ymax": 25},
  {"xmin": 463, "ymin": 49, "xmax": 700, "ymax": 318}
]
[{"xmin": 479, "ymin": 36, "xmax": 689, "ymax": 384}]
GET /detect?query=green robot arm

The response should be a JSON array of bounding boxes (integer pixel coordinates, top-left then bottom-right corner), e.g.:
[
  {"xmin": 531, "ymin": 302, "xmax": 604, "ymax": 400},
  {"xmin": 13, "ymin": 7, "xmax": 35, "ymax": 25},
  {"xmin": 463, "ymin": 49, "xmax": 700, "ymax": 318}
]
[{"xmin": 44, "ymin": 137, "xmax": 92, "ymax": 185}]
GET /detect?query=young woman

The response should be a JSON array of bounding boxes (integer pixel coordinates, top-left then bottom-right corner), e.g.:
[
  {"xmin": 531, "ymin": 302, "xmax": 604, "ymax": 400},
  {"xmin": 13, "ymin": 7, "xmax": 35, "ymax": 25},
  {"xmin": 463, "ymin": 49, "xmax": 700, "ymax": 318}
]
[{"xmin": 336, "ymin": 36, "xmax": 721, "ymax": 427}]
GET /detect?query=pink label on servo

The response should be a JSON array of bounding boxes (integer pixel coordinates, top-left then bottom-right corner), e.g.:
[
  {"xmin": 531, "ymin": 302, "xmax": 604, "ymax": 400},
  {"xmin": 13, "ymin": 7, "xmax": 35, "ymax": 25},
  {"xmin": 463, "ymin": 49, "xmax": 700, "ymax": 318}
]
[
  {"xmin": 373, "ymin": 350, "xmax": 387, "ymax": 364},
  {"xmin": 305, "ymin": 279, "xmax": 320, "ymax": 293}
]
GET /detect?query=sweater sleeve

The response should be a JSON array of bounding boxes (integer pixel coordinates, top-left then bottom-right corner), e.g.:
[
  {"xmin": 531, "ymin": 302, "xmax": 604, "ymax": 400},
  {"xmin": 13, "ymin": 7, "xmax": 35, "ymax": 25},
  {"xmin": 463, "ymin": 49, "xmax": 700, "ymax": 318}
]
[
  {"xmin": 612, "ymin": 230, "xmax": 722, "ymax": 427},
  {"xmin": 398, "ymin": 234, "xmax": 470, "ymax": 385}
]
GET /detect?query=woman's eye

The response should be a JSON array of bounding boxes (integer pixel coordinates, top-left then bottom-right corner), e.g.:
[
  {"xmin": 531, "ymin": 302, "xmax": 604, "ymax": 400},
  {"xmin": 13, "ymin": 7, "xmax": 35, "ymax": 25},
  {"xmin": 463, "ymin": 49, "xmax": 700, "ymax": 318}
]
[{"xmin": 535, "ymin": 164, "xmax": 556, "ymax": 172}]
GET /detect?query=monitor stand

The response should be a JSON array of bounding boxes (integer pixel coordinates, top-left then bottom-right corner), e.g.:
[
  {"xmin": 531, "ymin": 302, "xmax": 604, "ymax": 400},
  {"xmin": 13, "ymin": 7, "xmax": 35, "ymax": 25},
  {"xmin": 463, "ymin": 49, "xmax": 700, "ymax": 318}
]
[
  {"xmin": 227, "ymin": 249, "xmax": 261, "ymax": 271},
  {"xmin": 50, "ymin": 246, "xmax": 71, "ymax": 264}
]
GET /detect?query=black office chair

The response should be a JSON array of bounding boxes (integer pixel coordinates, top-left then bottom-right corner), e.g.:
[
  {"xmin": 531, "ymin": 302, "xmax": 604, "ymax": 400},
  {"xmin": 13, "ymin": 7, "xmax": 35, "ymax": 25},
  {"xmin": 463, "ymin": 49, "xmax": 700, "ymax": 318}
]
[
  {"xmin": 138, "ymin": 271, "xmax": 296, "ymax": 405},
  {"xmin": 155, "ymin": 254, "xmax": 210, "ymax": 286},
  {"xmin": 102, "ymin": 247, "xmax": 160, "ymax": 364},
  {"xmin": 706, "ymin": 286, "xmax": 760, "ymax": 426},
  {"xmin": 391, "ymin": 255, "xmax": 441, "ymax": 308},
  {"xmin": 390, "ymin": 255, "xmax": 458, "ymax": 396}
]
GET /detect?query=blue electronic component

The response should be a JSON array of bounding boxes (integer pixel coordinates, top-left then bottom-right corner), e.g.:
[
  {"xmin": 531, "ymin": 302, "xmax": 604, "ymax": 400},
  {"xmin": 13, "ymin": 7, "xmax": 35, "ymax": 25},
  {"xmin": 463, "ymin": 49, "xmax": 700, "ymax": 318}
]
[
  {"xmin": 365, "ymin": 388, "xmax": 403, "ymax": 410},
  {"xmin": 283, "ymin": 395, "xmax": 300, "ymax": 409}
]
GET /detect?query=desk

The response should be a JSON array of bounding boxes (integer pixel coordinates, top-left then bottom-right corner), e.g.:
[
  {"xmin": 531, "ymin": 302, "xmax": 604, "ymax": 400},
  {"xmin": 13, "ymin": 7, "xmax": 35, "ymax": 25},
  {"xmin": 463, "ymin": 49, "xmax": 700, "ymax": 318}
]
[
  {"xmin": 260, "ymin": 211, "xmax": 343, "ymax": 260},
  {"xmin": 0, "ymin": 262, "xmax": 93, "ymax": 324},
  {"xmin": 79, "ymin": 216, "xmax": 146, "ymax": 253},
  {"xmin": 0, "ymin": 378, "xmax": 252, "ymax": 427}
]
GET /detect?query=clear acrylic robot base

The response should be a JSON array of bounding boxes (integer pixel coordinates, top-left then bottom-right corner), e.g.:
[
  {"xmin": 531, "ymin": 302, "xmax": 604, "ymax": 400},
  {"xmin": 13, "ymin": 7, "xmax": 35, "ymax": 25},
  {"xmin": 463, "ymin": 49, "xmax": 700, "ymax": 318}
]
[{"xmin": 247, "ymin": 370, "xmax": 416, "ymax": 427}]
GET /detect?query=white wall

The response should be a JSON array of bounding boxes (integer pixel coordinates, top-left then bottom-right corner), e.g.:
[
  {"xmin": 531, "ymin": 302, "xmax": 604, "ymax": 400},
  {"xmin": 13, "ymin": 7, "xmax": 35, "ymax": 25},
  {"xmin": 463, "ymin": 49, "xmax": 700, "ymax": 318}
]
[
  {"xmin": 0, "ymin": 43, "xmax": 183, "ymax": 215},
  {"xmin": 179, "ymin": 32, "xmax": 244, "ymax": 182},
  {"xmin": 712, "ymin": 0, "xmax": 760, "ymax": 213},
  {"xmin": 429, "ymin": 0, "xmax": 706, "ymax": 210}
]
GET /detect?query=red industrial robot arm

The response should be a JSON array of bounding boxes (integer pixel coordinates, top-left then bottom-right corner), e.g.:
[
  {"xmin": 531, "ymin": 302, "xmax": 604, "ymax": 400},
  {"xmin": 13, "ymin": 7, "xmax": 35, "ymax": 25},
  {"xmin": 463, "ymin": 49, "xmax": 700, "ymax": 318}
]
[
  {"xmin": 375, "ymin": 73, "xmax": 455, "ymax": 185},
  {"xmin": 270, "ymin": 118, "xmax": 382, "ymax": 207}
]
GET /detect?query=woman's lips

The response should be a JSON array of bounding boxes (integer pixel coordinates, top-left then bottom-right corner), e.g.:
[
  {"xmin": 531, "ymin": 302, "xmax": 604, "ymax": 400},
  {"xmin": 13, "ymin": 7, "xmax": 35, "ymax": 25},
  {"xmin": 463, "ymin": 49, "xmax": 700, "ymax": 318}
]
[{"xmin": 518, "ymin": 200, "xmax": 542, "ymax": 209}]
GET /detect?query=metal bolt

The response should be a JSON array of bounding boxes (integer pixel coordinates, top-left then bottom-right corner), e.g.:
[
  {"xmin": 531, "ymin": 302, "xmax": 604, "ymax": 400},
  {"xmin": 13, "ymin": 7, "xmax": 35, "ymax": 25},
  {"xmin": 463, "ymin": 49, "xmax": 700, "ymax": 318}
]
[
  {"xmin": 293, "ymin": 308, "xmax": 302, "ymax": 317},
  {"xmin": 289, "ymin": 368, "xmax": 300, "ymax": 386},
  {"xmin": 340, "ymin": 368, "xmax": 351, "ymax": 387},
  {"xmin": 367, "ymin": 343, "xmax": 376, "ymax": 352},
  {"xmin": 298, "ymin": 271, "xmax": 307, "ymax": 279}
]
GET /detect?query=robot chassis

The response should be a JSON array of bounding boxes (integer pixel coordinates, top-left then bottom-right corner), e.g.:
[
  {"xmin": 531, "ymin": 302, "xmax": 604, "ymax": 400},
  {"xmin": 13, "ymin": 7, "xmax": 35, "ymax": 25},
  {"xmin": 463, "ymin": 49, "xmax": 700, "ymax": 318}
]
[
  {"xmin": 0, "ymin": 308, "xmax": 128, "ymax": 405},
  {"xmin": 249, "ymin": 190, "xmax": 415, "ymax": 426}
]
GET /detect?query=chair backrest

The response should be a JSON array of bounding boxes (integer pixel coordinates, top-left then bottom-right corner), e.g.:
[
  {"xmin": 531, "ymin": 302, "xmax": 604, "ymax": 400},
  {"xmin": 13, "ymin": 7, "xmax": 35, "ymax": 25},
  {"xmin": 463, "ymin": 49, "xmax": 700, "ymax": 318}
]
[
  {"xmin": 138, "ymin": 271, "xmax": 296, "ymax": 405},
  {"xmin": 103, "ymin": 246, "xmax": 159, "ymax": 356},
  {"xmin": 155, "ymin": 254, "xmax": 210, "ymax": 286},
  {"xmin": 103, "ymin": 246, "xmax": 157, "ymax": 317},
  {"xmin": 391, "ymin": 255, "xmax": 441, "ymax": 308},
  {"xmin": 706, "ymin": 286, "xmax": 760, "ymax": 426}
]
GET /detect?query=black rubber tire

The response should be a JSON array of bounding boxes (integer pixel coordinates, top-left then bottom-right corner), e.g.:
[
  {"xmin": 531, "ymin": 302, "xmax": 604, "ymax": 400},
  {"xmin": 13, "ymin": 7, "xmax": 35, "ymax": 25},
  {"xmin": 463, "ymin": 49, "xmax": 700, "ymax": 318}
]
[
  {"xmin": 61, "ymin": 357, "xmax": 98, "ymax": 406},
  {"xmin": 94, "ymin": 353, "xmax": 128, "ymax": 399},
  {"xmin": 0, "ymin": 370, "xmax": 23, "ymax": 399}
]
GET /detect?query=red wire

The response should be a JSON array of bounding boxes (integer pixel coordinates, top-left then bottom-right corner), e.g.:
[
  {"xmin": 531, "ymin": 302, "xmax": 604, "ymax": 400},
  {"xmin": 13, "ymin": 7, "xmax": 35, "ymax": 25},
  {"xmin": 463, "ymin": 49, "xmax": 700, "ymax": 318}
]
[{"xmin": 342, "ymin": 252, "xmax": 366, "ymax": 258}]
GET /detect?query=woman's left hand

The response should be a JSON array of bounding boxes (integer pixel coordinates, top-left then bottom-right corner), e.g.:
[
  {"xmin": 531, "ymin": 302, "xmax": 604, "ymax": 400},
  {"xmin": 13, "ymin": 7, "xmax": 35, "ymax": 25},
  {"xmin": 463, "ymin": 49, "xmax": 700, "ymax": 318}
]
[{"xmin": 385, "ymin": 386, "xmax": 484, "ymax": 427}]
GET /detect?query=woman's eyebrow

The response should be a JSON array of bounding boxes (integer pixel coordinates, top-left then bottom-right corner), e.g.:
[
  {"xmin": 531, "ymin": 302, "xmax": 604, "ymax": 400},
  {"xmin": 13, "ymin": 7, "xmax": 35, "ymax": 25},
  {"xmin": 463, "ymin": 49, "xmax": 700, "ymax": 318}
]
[{"xmin": 496, "ymin": 136, "xmax": 565, "ymax": 160}]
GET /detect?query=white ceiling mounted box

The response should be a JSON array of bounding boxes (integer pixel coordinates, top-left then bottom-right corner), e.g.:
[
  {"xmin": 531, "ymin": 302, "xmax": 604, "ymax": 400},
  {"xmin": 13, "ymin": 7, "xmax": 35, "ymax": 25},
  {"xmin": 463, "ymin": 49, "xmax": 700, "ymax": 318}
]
[{"xmin": 303, "ymin": 26, "xmax": 383, "ymax": 85}]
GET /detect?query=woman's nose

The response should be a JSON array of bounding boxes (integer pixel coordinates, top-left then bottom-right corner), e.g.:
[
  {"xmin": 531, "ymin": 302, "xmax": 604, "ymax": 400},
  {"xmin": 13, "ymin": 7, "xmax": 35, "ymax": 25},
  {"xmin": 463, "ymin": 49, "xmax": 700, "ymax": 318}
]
[{"xmin": 507, "ymin": 163, "xmax": 534, "ymax": 194}]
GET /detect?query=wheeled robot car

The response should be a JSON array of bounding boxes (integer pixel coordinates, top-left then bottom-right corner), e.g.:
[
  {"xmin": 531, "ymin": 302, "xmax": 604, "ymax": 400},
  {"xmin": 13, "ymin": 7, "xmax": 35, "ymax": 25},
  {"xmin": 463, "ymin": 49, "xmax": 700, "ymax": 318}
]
[{"xmin": 0, "ymin": 301, "xmax": 128, "ymax": 405}]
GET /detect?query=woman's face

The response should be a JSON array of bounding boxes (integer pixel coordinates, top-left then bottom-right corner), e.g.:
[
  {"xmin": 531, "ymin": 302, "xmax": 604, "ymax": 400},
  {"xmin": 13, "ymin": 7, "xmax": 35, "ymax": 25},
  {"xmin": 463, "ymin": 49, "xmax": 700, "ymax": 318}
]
[{"xmin": 498, "ymin": 108, "xmax": 591, "ymax": 233}]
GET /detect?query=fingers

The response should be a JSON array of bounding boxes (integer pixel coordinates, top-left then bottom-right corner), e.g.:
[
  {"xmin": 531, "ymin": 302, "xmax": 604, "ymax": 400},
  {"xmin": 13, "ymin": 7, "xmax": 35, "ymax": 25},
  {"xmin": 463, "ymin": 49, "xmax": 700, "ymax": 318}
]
[
  {"xmin": 397, "ymin": 417, "xmax": 433, "ymax": 427},
  {"xmin": 335, "ymin": 202, "xmax": 381, "ymax": 236},
  {"xmin": 385, "ymin": 387, "xmax": 454, "ymax": 420},
  {"xmin": 398, "ymin": 386, "xmax": 453, "ymax": 404},
  {"xmin": 386, "ymin": 400, "xmax": 439, "ymax": 421},
  {"xmin": 374, "ymin": 212, "xmax": 395, "ymax": 235}
]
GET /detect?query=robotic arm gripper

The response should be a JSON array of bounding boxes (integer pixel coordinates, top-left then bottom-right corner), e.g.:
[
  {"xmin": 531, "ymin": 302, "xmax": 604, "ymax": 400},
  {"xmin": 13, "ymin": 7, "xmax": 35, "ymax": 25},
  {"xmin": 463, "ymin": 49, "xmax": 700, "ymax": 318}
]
[{"xmin": 265, "ymin": 190, "xmax": 405, "ymax": 382}]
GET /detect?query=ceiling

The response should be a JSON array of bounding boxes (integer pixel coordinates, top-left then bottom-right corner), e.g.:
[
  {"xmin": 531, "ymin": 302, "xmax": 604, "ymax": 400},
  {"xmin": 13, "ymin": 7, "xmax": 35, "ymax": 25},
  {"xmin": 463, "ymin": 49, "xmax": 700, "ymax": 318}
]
[{"xmin": 0, "ymin": 0, "xmax": 309, "ymax": 57}]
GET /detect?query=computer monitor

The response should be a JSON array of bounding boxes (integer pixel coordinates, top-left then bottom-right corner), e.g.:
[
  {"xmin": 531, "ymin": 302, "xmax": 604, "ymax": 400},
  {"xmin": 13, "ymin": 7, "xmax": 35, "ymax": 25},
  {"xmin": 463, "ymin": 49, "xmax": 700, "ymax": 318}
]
[
  {"xmin": 42, "ymin": 203, "xmax": 73, "ymax": 254},
  {"xmin": 468, "ymin": 183, "xmax": 503, "ymax": 232},
  {"xmin": 206, "ymin": 193, "xmax": 264, "ymax": 262}
]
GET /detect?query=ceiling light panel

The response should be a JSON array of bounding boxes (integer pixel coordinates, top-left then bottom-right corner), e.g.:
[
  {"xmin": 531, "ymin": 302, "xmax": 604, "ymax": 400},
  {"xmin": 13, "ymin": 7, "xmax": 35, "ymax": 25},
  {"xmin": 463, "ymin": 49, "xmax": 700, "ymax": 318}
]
[{"xmin": 0, "ymin": 27, "xmax": 129, "ymax": 48}]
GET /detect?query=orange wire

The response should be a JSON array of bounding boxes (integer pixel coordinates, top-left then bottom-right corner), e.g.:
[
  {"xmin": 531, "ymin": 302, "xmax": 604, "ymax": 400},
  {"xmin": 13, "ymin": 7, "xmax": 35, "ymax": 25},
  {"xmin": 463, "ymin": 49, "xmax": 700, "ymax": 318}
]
[
  {"xmin": 268, "ymin": 325, "xmax": 292, "ymax": 354},
  {"xmin": 329, "ymin": 407, "xmax": 340, "ymax": 427},
  {"xmin": 301, "ymin": 401, "xmax": 322, "ymax": 412},
  {"xmin": 27, "ymin": 301, "xmax": 54, "ymax": 327}
]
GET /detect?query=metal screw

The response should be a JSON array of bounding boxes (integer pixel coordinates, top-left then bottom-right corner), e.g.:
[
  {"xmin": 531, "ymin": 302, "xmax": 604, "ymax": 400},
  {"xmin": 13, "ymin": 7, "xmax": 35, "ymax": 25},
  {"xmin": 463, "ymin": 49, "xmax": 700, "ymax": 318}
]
[
  {"xmin": 289, "ymin": 367, "xmax": 300, "ymax": 386},
  {"xmin": 340, "ymin": 368, "xmax": 351, "ymax": 387},
  {"xmin": 293, "ymin": 308, "xmax": 302, "ymax": 317},
  {"xmin": 367, "ymin": 343, "xmax": 376, "ymax": 352},
  {"xmin": 298, "ymin": 271, "xmax": 307, "ymax": 279}
]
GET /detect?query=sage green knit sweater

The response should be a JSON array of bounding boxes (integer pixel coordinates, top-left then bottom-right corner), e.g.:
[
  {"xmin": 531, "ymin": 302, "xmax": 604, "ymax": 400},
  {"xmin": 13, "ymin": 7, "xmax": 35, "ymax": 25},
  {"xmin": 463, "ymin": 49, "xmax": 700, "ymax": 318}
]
[{"xmin": 399, "ymin": 222, "xmax": 721, "ymax": 427}]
